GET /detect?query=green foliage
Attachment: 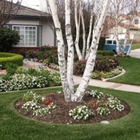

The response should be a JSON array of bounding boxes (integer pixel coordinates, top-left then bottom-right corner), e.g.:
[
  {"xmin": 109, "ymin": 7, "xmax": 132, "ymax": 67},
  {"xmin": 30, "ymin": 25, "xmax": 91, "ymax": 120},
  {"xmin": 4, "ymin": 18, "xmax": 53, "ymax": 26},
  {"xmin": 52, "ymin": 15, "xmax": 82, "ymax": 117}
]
[
  {"xmin": 0, "ymin": 27, "xmax": 20, "ymax": 52},
  {"xmin": 91, "ymin": 66, "xmax": 122, "ymax": 80},
  {"xmin": 25, "ymin": 50, "xmax": 38, "ymax": 58},
  {"xmin": 22, "ymin": 91, "xmax": 37, "ymax": 102},
  {"xmin": 74, "ymin": 57, "xmax": 119, "ymax": 75},
  {"xmin": 0, "ymin": 52, "xmax": 23, "ymax": 69},
  {"xmin": 69, "ymin": 105, "xmax": 94, "ymax": 120},
  {"xmin": 74, "ymin": 59, "xmax": 86, "ymax": 75},
  {"xmin": 97, "ymin": 50, "xmax": 115, "ymax": 56},
  {"xmin": 95, "ymin": 57, "xmax": 119, "ymax": 72},
  {"xmin": 24, "ymin": 46, "xmax": 58, "ymax": 65},
  {"xmin": 5, "ymin": 63, "xmax": 19, "ymax": 76},
  {"xmin": 96, "ymin": 107, "xmax": 110, "ymax": 116},
  {"xmin": 0, "ymin": 87, "xmax": 140, "ymax": 140},
  {"xmin": 0, "ymin": 67, "xmax": 61, "ymax": 92}
]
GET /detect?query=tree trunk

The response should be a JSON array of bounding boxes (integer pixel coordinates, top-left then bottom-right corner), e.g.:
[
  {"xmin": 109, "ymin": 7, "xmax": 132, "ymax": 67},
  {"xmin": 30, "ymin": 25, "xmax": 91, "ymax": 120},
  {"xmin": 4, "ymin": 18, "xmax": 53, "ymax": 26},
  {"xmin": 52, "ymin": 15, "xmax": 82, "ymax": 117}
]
[
  {"xmin": 74, "ymin": 0, "xmax": 83, "ymax": 60},
  {"xmin": 48, "ymin": 0, "xmax": 111, "ymax": 102},
  {"xmin": 72, "ymin": 0, "xmax": 111, "ymax": 102},
  {"xmin": 80, "ymin": 0, "xmax": 86, "ymax": 57},
  {"xmin": 86, "ymin": 0, "xmax": 94, "ymax": 59},
  {"xmin": 48, "ymin": 0, "xmax": 72, "ymax": 102},
  {"xmin": 65, "ymin": 0, "xmax": 75, "ymax": 93}
]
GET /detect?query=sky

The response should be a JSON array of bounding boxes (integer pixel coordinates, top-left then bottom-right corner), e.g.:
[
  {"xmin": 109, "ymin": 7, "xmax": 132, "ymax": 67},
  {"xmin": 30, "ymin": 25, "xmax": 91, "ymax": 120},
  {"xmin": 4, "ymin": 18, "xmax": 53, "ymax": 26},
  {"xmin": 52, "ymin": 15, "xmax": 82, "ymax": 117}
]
[
  {"xmin": 22, "ymin": 0, "xmax": 39, "ymax": 9},
  {"xmin": 13, "ymin": 0, "xmax": 40, "ymax": 9}
]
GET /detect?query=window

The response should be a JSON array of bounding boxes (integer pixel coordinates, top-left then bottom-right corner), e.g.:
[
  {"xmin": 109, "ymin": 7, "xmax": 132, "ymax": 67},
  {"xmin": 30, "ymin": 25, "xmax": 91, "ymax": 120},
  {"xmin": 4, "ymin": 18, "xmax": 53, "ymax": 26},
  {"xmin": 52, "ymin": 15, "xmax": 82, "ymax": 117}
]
[
  {"xmin": 12, "ymin": 25, "xmax": 37, "ymax": 47},
  {"xmin": 113, "ymin": 41, "xmax": 116, "ymax": 44},
  {"xmin": 106, "ymin": 40, "xmax": 112, "ymax": 44},
  {"xmin": 135, "ymin": 19, "xmax": 139, "ymax": 24}
]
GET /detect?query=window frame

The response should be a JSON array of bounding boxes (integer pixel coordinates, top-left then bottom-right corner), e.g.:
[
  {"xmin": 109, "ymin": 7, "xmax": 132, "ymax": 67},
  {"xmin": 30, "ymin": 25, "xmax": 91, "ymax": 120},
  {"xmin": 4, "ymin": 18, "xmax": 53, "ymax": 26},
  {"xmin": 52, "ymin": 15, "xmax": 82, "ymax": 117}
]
[{"xmin": 12, "ymin": 25, "xmax": 38, "ymax": 47}]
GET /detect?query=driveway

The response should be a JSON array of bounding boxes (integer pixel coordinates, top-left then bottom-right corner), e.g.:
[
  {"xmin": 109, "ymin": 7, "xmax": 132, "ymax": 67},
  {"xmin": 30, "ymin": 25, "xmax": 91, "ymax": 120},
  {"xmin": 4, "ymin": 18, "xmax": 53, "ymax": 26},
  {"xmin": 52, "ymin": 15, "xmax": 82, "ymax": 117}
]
[{"xmin": 129, "ymin": 49, "xmax": 140, "ymax": 58}]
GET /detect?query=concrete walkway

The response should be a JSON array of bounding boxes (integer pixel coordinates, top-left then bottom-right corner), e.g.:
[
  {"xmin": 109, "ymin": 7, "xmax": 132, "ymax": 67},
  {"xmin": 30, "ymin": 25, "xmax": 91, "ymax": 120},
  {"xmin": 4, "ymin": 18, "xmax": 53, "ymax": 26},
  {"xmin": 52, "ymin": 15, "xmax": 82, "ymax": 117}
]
[
  {"xmin": 129, "ymin": 49, "xmax": 140, "ymax": 58},
  {"xmin": 73, "ymin": 75, "xmax": 140, "ymax": 93},
  {"xmin": 23, "ymin": 49, "xmax": 140, "ymax": 94}
]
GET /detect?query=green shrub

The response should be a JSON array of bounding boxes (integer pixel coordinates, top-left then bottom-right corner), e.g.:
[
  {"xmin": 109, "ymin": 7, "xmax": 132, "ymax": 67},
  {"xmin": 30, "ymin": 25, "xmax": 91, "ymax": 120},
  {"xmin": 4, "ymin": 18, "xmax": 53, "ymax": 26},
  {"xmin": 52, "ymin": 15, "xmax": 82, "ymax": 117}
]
[
  {"xmin": 97, "ymin": 50, "xmax": 115, "ymax": 56},
  {"xmin": 74, "ymin": 59, "xmax": 86, "ymax": 75},
  {"xmin": 74, "ymin": 57, "xmax": 119, "ymax": 75},
  {"xmin": 95, "ymin": 57, "xmax": 119, "ymax": 72},
  {"xmin": 5, "ymin": 63, "xmax": 19, "ymax": 76},
  {"xmin": 25, "ymin": 50, "xmax": 38, "ymax": 58},
  {"xmin": 38, "ymin": 48, "xmax": 58, "ymax": 64},
  {"xmin": 0, "ymin": 52, "xmax": 23, "ymax": 69},
  {"xmin": 38, "ymin": 45, "xmax": 57, "ymax": 52},
  {"xmin": 0, "ymin": 27, "xmax": 20, "ymax": 52}
]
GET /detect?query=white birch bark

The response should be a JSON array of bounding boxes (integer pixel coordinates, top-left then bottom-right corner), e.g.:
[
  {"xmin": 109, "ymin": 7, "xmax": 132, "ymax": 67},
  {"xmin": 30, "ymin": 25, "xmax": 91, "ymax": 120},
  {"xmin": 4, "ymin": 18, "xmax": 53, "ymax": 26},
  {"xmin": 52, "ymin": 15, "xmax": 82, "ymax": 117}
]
[
  {"xmin": 114, "ymin": 2, "xmax": 120, "ymax": 54},
  {"xmin": 80, "ymin": 0, "xmax": 86, "ymax": 57},
  {"xmin": 86, "ymin": 0, "xmax": 94, "ymax": 59},
  {"xmin": 48, "ymin": 0, "xmax": 110, "ymax": 102},
  {"xmin": 72, "ymin": 0, "xmax": 111, "ymax": 102},
  {"xmin": 74, "ymin": 0, "xmax": 83, "ymax": 60},
  {"xmin": 48, "ymin": 0, "xmax": 72, "ymax": 102},
  {"xmin": 65, "ymin": 0, "xmax": 74, "ymax": 93}
]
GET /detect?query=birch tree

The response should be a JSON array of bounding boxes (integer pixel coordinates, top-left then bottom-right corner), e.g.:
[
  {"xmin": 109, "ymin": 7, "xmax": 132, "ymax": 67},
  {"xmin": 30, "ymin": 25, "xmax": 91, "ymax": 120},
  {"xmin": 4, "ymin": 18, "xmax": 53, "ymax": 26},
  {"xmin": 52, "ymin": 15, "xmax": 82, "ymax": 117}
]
[
  {"xmin": 108, "ymin": 0, "xmax": 139, "ymax": 55},
  {"xmin": 48, "ymin": 0, "xmax": 110, "ymax": 102}
]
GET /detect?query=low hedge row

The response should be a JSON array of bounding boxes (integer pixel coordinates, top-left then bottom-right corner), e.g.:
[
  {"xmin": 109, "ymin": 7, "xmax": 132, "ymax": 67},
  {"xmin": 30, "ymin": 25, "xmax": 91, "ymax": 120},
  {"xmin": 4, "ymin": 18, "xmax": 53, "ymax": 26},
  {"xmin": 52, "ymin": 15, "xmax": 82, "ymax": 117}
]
[{"xmin": 0, "ymin": 52, "xmax": 23, "ymax": 68}]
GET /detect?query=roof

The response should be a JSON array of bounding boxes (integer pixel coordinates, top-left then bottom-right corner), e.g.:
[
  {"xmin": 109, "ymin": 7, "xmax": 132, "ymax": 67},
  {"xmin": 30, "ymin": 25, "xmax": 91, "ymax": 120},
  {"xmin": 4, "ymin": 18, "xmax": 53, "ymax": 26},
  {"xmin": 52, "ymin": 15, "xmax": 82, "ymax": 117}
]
[
  {"xmin": 4, "ymin": 1, "xmax": 51, "ymax": 20},
  {"xmin": 16, "ymin": 4, "xmax": 51, "ymax": 19},
  {"xmin": 119, "ymin": 23, "xmax": 140, "ymax": 30}
]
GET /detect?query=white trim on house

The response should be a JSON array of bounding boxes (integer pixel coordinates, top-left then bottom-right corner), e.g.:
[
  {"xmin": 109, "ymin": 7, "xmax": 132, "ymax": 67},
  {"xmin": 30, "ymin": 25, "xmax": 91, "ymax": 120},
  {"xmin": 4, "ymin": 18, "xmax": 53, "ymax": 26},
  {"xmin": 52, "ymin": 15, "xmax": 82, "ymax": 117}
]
[{"xmin": 12, "ymin": 25, "xmax": 37, "ymax": 47}]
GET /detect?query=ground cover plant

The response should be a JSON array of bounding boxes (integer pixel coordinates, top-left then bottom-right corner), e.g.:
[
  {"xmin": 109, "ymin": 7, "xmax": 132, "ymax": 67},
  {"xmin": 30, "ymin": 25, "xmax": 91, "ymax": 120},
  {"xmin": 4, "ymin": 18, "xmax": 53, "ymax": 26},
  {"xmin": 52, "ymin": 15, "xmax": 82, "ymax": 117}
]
[
  {"xmin": 0, "ymin": 87, "xmax": 140, "ymax": 140},
  {"xmin": 15, "ymin": 89, "xmax": 129, "ymax": 124},
  {"xmin": 110, "ymin": 57, "xmax": 140, "ymax": 85},
  {"xmin": 0, "ymin": 66, "xmax": 61, "ymax": 92}
]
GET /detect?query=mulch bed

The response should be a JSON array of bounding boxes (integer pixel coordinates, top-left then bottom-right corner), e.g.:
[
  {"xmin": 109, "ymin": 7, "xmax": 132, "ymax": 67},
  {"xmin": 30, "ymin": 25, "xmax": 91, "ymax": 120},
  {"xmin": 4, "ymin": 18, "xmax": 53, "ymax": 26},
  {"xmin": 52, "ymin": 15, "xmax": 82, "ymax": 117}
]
[{"xmin": 15, "ymin": 93, "xmax": 130, "ymax": 125}]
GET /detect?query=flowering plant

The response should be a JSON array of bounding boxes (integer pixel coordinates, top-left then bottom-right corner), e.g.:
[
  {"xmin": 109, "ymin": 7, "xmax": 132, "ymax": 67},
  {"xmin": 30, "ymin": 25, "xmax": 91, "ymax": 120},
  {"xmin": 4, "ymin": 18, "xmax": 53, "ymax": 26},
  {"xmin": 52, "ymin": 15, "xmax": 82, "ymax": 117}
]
[
  {"xmin": 43, "ymin": 99, "xmax": 52, "ymax": 105},
  {"xmin": 22, "ymin": 91, "xmax": 42, "ymax": 103},
  {"xmin": 69, "ymin": 105, "xmax": 94, "ymax": 120},
  {"xmin": 96, "ymin": 107, "xmax": 110, "ymax": 116},
  {"xmin": 86, "ymin": 99, "xmax": 98, "ymax": 109},
  {"xmin": 108, "ymin": 96, "xmax": 124, "ymax": 111},
  {"xmin": 33, "ymin": 103, "xmax": 56, "ymax": 116},
  {"xmin": 89, "ymin": 90, "xmax": 104, "ymax": 99},
  {"xmin": 22, "ymin": 101, "xmax": 40, "ymax": 111},
  {"xmin": 47, "ymin": 93, "xmax": 56, "ymax": 98}
]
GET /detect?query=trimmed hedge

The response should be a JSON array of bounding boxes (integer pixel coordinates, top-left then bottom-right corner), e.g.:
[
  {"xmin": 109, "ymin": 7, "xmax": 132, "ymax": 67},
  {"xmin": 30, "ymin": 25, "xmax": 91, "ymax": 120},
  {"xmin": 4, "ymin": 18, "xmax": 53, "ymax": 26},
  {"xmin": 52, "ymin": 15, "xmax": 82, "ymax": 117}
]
[
  {"xmin": 97, "ymin": 50, "xmax": 115, "ymax": 56},
  {"xmin": 0, "ymin": 52, "xmax": 23, "ymax": 69}
]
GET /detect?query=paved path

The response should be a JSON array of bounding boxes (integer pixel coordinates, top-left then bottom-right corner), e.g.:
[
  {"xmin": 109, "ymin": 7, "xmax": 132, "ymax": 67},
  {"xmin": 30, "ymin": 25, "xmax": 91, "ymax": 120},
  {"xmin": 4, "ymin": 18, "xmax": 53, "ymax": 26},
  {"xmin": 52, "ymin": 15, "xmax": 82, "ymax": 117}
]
[
  {"xmin": 73, "ymin": 75, "xmax": 140, "ymax": 93},
  {"xmin": 23, "ymin": 49, "xmax": 140, "ymax": 94},
  {"xmin": 129, "ymin": 48, "xmax": 140, "ymax": 58}
]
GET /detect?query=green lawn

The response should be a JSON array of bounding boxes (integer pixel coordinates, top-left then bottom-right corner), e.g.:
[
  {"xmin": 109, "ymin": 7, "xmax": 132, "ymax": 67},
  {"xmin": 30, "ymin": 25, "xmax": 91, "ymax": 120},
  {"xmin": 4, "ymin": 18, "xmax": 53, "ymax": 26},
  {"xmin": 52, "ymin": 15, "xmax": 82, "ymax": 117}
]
[
  {"xmin": 110, "ymin": 57, "xmax": 140, "ymax": 85},
  {"xmin": 131, "ymin": 43, "xmax": 140, "ymax": 50},
  {"xmin": 0, "ymin": 87, "xmax": 140, "ymax": 140}
]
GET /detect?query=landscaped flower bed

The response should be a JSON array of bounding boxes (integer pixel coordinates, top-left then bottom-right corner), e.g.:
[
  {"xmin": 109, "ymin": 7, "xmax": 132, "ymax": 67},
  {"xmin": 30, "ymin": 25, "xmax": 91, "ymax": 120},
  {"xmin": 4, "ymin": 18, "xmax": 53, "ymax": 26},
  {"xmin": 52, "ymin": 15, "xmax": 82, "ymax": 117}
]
[
  {"xmin": 15, "ymin": 90, "xmax": 130, "ymax": 124},
  {"xmin": 0, "ymin": 66, "xmax": 61, "ymax": 92}
]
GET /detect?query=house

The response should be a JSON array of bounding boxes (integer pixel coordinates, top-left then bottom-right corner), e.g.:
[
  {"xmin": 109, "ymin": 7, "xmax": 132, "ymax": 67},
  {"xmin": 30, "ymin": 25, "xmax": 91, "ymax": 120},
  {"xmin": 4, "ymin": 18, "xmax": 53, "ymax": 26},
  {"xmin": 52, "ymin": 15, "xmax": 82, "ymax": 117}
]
[
  {"xmin": 6, "ymin": 2, "xmax": 56, "ymax": 52},
  {"xmin": 106, "ymin": 12, "xmax": 140, "ymax": 42}
]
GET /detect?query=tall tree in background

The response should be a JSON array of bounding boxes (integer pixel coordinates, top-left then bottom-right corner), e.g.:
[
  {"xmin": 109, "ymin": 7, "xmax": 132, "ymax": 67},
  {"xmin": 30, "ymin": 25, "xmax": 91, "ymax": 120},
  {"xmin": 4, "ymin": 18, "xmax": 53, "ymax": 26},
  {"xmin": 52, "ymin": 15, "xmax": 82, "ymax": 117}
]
[
  {"xmin": 0, "ymin": 0, "xmax": 22, "ymax": 29},
  {"xmin": 108, "ymin": 0, "xmax": 140, "ymax": 55},
  {"xmin": 48, "ymin": 0, "xmax": 110, "ymax": 102}
]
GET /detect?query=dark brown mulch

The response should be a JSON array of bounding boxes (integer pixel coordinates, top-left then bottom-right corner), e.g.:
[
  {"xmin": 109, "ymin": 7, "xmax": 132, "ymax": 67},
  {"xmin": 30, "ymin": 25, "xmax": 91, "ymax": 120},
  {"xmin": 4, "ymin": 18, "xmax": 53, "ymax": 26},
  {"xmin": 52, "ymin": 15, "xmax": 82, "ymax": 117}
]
[{"xmin": 15, "ymin": 93, "xmax": 130, "ymax": 125}]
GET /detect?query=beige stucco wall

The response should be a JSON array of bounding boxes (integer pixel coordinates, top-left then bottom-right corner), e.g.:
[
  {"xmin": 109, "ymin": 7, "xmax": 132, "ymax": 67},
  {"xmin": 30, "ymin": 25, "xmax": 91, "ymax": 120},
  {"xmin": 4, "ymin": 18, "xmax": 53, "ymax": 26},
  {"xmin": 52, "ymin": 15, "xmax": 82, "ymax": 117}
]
[
  {"xmin": 41, "ymin": 21, "xmax": 55, "ymax": 46},
  {"xmin": 7, "ymin": 19, "xmax": 55, "ymax": 47}
]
